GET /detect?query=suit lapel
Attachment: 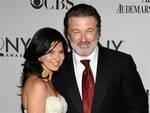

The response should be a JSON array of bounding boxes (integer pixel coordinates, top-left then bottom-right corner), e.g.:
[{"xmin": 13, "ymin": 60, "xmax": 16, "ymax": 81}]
[
  {"xmin": 92, "ymin": 46, "xmax": 113, "ymax": 113},
  {"xmin": 65, "ymin": 53, "xmax": 83, "ymax": 113}
]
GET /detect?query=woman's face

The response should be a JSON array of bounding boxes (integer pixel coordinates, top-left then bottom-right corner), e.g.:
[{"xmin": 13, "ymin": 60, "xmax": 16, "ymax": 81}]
[{"xmin": 39, "ymin": 42, "xmax": 65, "ymax": 72}]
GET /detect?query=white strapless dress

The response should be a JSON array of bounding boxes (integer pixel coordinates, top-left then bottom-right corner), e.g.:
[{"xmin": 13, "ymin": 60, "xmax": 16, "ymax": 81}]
[{"xmin": 24, "ymin": 95, "xmax": 67, "ymax": 113}]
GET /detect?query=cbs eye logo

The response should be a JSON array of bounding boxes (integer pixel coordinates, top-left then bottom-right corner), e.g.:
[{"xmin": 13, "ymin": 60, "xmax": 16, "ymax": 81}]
[
  {"xmin": 30, "ymin": 0, "xmax": 43, "ymax": 9},
  {"xmin": 30, "ymin": 0, "xmax": 74, "ymax": 10}
]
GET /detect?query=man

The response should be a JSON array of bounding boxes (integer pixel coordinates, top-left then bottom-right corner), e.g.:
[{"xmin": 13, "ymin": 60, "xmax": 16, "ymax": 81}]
[{"xmin": 53, "ymin": 3, "xmax": 148, "ymax": 113}]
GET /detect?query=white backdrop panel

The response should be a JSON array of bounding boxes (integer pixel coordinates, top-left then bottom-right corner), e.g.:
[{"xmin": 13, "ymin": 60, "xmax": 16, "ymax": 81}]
[{"xmin": 0, "ymin": 0, "xmax": 149, "ymax": 113}]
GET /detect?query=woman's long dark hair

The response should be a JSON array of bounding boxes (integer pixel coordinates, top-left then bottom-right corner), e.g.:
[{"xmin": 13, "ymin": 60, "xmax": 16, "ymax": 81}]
[{"xmin": 20, "ymin": 27, "xmax": 68, "ymax": 87}]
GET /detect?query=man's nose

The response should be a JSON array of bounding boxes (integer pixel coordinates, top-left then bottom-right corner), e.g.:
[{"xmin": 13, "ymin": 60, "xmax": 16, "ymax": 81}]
[{"xmin": 81, "ymin": 32, "xmax": 87, "ymax": 42}]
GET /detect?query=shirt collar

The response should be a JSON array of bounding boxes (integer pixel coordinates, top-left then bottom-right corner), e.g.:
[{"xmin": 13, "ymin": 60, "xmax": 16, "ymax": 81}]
[{"xmin": 72, "ymin": 46, "xmax": 99, "ymax": 64}]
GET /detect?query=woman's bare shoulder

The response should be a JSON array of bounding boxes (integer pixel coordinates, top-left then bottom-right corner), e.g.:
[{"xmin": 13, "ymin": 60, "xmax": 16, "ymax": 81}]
[
  {"xmin": 21, "ymin": 75, "xmax": 47, "ymax": 109},
  {"xmin": 23, "ymin": 75, "xmax": 47, "ymax": 96}
]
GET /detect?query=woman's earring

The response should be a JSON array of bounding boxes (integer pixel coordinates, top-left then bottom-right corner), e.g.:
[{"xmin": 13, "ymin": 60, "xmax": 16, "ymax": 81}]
[{"xmin": 38, "ymin": 58, "xmax": 41, "ymax": 62}]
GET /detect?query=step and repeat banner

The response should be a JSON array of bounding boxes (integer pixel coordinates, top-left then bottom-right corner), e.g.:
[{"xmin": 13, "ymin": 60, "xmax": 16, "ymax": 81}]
[{"xmin": 0, "ymin": 0, "xmax": 149, "ymax": 113}]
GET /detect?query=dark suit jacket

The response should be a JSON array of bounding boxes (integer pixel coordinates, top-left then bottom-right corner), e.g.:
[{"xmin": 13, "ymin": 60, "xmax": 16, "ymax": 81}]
[{"xmin": 53, "ymin": 44, "xmax": 148, "ymax": 113}]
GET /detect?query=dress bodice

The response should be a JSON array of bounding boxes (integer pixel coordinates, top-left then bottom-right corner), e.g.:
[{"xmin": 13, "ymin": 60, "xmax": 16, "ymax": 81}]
[
  {"xmin": 24, "ymin": 95, "xmax": 67, "ymax": 113},
  {"xmin": 45, "ymin": 95, "xmax": 67, "ymax": 113}
]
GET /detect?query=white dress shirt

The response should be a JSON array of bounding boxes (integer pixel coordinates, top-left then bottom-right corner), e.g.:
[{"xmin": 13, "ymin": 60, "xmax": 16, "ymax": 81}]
[{"xmin": 72, "ymin": 46, "xmax": 99, "ymax": 98}]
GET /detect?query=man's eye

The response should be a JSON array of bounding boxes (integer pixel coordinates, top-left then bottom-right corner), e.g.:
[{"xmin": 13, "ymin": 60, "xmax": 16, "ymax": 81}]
[
  {"xmin": 87, "ymin": 30, "xmax": 92, "ymax": 33},
  {"xmin": 73, "ymin": 31, "xmax": 80, "ymax": 33},
  {"xmin": 88, "ymin": 29, "xmax": 94, "ymax": 32}
]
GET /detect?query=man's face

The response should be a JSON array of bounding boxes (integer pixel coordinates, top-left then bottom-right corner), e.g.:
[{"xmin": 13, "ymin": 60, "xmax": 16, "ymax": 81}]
[{"xmin": 67, "ymin": 16, "xmax": 99, "ymax": 57}]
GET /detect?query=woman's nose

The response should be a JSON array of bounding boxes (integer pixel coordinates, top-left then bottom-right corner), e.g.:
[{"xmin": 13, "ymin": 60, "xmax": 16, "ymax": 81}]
[{"xmin": 54, "ymin": 53, "xmax": 62, "ymax": 61}]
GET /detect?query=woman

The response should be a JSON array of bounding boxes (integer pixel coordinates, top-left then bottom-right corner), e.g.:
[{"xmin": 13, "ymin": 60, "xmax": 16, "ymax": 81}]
[{"xmin": 20, "ymin": 27, "xmax": 68, "ymax": 113}]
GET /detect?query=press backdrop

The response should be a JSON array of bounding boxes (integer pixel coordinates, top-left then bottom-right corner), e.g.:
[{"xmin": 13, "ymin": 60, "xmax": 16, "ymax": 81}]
[{"xmin": 0, "ymin": 0, "xmax": 149, "ymax": 113}]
